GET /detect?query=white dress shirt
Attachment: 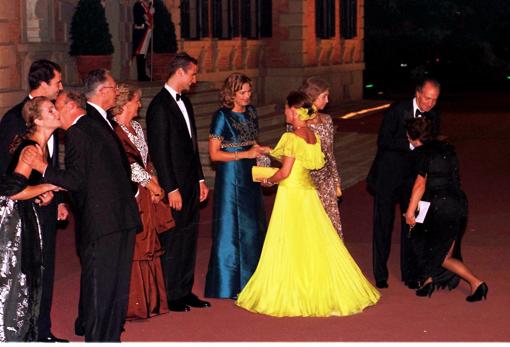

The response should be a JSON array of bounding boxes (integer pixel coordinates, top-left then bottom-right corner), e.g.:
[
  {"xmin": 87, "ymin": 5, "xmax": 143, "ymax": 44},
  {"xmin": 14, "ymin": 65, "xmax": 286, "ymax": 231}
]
[
  {"xmin": 164, "ymin": 84, "xmax": 192, "ymax": 138},
  {"xmin": 409, "ymin": 98, "xmax": 424, "ymax": 150}
]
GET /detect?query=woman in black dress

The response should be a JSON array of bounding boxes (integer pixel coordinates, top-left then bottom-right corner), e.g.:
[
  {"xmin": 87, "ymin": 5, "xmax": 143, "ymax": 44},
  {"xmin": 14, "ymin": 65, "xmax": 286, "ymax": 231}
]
[
  {"xmin": 404, "ymin": 118, "xmax": 487, "ymax": 302},
  {"xmin": 0, "ymin": 97, "xmax": 61, "ymax": 341}
]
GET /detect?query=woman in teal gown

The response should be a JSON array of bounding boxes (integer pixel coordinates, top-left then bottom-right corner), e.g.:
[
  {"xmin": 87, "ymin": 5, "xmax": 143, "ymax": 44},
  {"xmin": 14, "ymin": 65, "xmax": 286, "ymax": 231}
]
[{"xmin": 205, "ymin": 73, "xmax": 270, "ymax": 299}]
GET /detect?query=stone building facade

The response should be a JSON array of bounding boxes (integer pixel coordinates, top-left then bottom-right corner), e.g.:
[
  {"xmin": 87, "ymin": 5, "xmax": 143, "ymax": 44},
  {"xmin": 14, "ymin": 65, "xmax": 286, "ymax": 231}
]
[{"xmin": 0, "ymin": 0, "xmax": 364, "ymax": 116}]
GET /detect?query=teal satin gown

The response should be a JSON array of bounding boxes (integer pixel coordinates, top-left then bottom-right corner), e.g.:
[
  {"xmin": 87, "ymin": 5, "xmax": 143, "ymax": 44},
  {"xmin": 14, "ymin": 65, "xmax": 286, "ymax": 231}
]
[{"xmin": 204, "ymin": 106, "xmax": 267, "ymax": 299}]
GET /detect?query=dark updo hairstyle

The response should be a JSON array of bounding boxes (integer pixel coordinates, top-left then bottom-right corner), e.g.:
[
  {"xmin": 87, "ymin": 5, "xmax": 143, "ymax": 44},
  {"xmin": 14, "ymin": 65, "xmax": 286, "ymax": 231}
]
[
  {"xmin": 286, "ymin": 90, "xmax": 314, "ymax": 114},
  {"xmin": 220, "ymin": 73, "xmax": 252, "ymax": 108},
  {"xmin": 9, "ymin": 96, "xmax": 51, "ymax": 153},
  {"xmin": 406, "ymin": 117, "xmax": 434, "ymax": 143}
]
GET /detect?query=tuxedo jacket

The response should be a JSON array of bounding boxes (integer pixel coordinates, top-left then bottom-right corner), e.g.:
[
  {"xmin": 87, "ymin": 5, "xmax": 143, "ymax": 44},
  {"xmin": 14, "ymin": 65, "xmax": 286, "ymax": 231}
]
[
  {"xmin": 367, "ymin": 100, "xmax": 440, "ymax": 194},
  {"xmin": 44, "ymin": 105, "xmax": 141, "ymax": 246},
  {"xmin": 146, "ymin": 88, "xmax": 204, "ymax": 196}
]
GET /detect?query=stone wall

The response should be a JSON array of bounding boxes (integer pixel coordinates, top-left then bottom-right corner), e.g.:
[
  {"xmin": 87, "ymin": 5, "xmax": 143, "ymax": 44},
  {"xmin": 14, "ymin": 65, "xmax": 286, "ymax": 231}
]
[
  {"xmin": 0, "ymin": 0, "xmax": 135, "ymax": 118},
  {"xmin": 1, "ymin": 0, "xmax": 365, "ymax": 117},
  {"xmin": 262, "ymin": 0, "xmax": 365, "ymax": 105},
  {"xmin": 0, "ymin": 0, "xmax": 23, "ymax": 116}
]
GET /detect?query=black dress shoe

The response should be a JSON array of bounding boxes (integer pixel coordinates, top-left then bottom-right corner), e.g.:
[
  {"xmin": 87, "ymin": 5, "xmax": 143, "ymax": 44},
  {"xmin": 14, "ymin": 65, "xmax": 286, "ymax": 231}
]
[
  {"xmin": 376, "ymin": 280, "xmax": 388, "ymax": 289},
  {"xmin": 405, "ymin": 280, "xmax": 419, "ymax": 289},
  {"xmin": 184, "ymin": 293, "xmax": 211, "ymax": 308},
  {"xmin": 466, "ymin": 282, "xmax": 488, "ymax": 302},
  {"xmin": 38, "ymin": 333, "xmax": 69, "ymax": 342},
  {"xmin": 168, "ymin": 299, "xmax": 191, "ymax": 312},
  {"xmin": 416, "ymin": 282, "xmax": 435, "ymax": 297}
]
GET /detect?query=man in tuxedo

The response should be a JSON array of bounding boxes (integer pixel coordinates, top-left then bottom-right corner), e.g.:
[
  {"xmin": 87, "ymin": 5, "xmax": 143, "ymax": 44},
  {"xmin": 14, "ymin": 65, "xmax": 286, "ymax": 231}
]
[
  {"xmin": 146, "ymin": 52, "xmax": 210, "ymax": 312},
  {"xmin": 26, "ymin": 70, "xmax": 141, "ymax": 342},
  {"xmin": 368, "ymin": 78, "xmax": 441, "ymax": 289},
  {"xmin": 0, "ymin": 59, "xmax": 69, "ymax": 342}
]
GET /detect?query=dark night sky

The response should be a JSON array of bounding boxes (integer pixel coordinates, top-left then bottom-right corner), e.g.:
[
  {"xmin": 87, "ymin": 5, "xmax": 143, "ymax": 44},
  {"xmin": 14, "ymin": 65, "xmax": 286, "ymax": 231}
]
[{"xmin": 364, "ymin": 0, "xmax": 510, "ymax": 91}]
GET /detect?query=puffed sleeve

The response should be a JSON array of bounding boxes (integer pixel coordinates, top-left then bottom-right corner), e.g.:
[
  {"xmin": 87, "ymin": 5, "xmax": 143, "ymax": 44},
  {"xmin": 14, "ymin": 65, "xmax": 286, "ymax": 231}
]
[
  {"xmin": 270, "ymin": 132, "xmax": 295, "ymax": 160},
  {"xmin": 209, "ymin": 108, "xmax": 226, "ymax": 142},
  {"xmin": 270, "ymin": 133, "xmax": 325, "ymax": 170}
]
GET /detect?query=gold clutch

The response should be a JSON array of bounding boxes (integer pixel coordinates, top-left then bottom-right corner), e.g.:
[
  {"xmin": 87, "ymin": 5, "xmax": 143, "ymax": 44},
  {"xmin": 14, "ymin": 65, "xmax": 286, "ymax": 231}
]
[{"xmin": 252, "ymin": 166, "xmax": 278, "ymax": 182}]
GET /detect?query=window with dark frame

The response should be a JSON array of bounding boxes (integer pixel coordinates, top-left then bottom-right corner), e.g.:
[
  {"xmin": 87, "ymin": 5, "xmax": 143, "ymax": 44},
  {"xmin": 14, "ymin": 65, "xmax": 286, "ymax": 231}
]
[
  {"xmin": 180, "ymin": 0, "xmax": 209, "ymax": 39},
  {"xmin": 316, "ymin": 0, "xmax": 335, "ymax": 39},
  {"xmin": 340, "ymin": 0, "xmax": 357, "ymax": 39},
  {"xmin": 181, "ymin": 0, "xmax": 272, "ymax": 40}
]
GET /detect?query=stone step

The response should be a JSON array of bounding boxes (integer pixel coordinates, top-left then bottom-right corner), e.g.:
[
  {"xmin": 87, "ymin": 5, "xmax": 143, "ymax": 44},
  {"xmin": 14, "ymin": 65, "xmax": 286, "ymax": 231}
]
[
  {"xmin": 133, "ymin": 80, "xmax": 216, "ymax": 96},
  {"xmin": 334, "ymin": 133, "xmax": 376, "ymax": 153},
  {"xmin": 195, "ymin": 106, "xmax": 280, "ymax": 141},
  {"xmin": 199, "ymin": 130, "xmax": 378, "ymax": 191},
  {"xmin": 140, "ymin": 90, "xmax": 220, "ymax": 108}
]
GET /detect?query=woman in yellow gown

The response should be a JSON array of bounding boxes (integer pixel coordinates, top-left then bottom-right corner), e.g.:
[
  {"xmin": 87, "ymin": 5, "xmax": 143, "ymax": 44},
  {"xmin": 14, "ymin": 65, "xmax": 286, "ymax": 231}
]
[{"xmin": 236, "ymin": 91, "xmax": 380, "ymax": 317}]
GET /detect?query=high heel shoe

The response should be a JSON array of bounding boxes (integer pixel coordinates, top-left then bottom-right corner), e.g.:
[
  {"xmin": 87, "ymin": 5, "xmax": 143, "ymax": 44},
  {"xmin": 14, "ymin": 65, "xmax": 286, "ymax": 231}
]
[
  {"xmin": 466, "ymin": 282, "xmax": 488, "ymax": 302},
  {"xmin": 416, "ymin": 282, "xmax": 435, "ymax": 297}
]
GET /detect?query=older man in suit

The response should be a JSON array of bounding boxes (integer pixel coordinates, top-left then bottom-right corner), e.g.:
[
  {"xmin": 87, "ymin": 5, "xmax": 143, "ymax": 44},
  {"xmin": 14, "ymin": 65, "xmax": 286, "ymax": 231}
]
[
  {"xmin": 146, "ymin": 52, "xmax": 210, "ymax": 312},
  {"xmin": 368, "ymin": 78, "xmax": 441, "ymax": 290},
  {"xmin": 26, "ymin": 70, "xmax": 141, "ymax": 342},
  {"xmin": 0, "ymin": 59, "xmax": 69, "ymax": 342}
]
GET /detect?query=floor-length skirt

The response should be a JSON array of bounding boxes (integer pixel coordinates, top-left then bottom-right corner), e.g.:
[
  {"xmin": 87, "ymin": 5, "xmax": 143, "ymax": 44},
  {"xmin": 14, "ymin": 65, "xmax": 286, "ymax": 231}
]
[{"xmin": 236, "ymin": 185, "xmax": 380, "ymax": 317}]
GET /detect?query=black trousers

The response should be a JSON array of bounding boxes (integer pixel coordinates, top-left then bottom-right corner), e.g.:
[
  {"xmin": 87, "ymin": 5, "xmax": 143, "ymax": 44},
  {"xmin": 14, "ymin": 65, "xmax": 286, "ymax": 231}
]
[
  {"xmin": 372, "ymin": 184, "xmax": 416, "ymax": 283},
  {"xmin": 160, "ymin": 183, "xmax": 200, "ymax": 302},
  {"xmin": 79, "ymin": 230, "xmax": 136, "ymax": 342},
  {"xmin": 35, "ymin": 203, "xmax": 58, "ymax": 339}
]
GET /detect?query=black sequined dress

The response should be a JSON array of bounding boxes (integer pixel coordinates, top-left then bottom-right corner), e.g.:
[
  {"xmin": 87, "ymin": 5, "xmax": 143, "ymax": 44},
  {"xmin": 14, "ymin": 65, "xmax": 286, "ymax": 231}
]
[{"xmin": 413, "ymin": 140, "xmax": 467, "ymax": 290}]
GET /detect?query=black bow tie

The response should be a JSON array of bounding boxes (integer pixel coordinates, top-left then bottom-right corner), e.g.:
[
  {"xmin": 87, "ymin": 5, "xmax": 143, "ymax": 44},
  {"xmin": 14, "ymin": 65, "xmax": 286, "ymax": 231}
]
[
  {"xmin": 176, "ymin": 93, "xmax": 181, "ymax": 101},
  {"xmin": 415, "ymin": 109, "xmax": 424, "ymax": 118}
]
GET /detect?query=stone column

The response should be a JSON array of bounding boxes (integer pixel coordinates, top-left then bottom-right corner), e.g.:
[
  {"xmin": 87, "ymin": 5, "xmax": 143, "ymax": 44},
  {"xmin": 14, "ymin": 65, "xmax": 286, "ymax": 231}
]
[
  {"xmin": 0, "ymin": 0, "xmax": 24, "ymax": 117},
  {"xmin": 105, "ymin": 0, "xmax": 131, "ymax": 80}
]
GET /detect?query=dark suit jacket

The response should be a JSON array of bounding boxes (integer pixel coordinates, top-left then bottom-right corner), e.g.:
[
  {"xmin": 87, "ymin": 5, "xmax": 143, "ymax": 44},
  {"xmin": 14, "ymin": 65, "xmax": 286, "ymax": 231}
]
[
  {"xmin": 367, "ymin": 100, "xmax": 440, "ymax": 194},
  {"xmin": 44, "ymin": 105, "xmax": 141, "ymax": 246},
  {"xmin": 146, "ymin": 88, "xmax": 204, "ymax": 194},
  {"xmin": 0, "ymin": 98, "xmax": 29, "ymax": 175}
]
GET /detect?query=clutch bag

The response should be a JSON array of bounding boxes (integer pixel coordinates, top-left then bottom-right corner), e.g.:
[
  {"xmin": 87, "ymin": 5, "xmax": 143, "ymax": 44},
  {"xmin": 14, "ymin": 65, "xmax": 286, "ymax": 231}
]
[{"xmin": 252, "ymin": 166, "xmax": 278, "ymax": 182}]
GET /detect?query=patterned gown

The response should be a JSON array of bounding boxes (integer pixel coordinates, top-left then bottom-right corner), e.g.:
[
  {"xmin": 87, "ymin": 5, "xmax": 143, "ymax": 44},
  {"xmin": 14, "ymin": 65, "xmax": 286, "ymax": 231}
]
[
  {"xmin": 205, "ymin": 105, "xmax": 267, "ymax": 299},
  {"xmin": 113, "ymin": 120, "xmax": 169, "ymax": 319},
  {"xmin": 289, "ymin": 114, "xmax": 343, "ymax": 236},
  {"xmin": 236, "ymin": 132, "xmax": 380, "ymax": 317},
  {"xmin": 309, "ymin": 113, "xmax": 343, "ymax": 236},
  {"xmin": 0, "ymin": 140, "xmax": 44, "ymax": 341}
]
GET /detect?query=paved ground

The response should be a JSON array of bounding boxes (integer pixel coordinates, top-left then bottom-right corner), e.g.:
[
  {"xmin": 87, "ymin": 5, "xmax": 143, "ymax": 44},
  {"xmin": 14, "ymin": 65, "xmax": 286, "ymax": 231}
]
[{"xmin": 50, "ymin": 91, "xmax": 510, "ymax": 342}]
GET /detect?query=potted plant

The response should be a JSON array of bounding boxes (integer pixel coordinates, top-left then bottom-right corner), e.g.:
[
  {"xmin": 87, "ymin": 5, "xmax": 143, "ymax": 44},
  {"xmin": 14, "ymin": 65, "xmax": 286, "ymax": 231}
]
[
  {"xmin": 149, "ymin": 0, "xmax": 178, "ymax": 80},
  {"xmin": 69, "ymin": 0, "xmax": 114, "ymax": 81}
]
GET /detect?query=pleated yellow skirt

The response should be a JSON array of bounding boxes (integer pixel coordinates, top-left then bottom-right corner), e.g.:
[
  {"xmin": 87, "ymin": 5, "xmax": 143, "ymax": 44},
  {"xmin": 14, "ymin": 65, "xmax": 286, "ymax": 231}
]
[{"xmin": 236, "ymin": 185, "xmax": 380, "ymax": 317}]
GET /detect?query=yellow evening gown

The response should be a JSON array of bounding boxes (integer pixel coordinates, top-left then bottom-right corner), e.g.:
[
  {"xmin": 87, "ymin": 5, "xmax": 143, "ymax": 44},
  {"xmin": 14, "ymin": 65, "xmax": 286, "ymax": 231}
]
[{"xmin": 236, "ymin": 132, "xmax": 380, "ymax": 317}]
